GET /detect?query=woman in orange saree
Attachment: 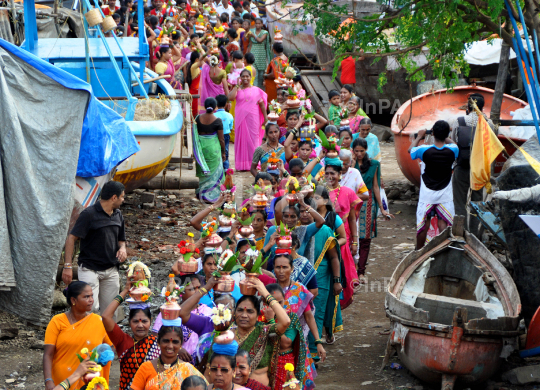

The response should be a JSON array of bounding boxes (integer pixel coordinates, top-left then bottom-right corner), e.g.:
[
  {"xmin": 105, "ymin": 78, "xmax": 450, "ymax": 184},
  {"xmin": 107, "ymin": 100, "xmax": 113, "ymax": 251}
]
[
  {"xmin": 43, "ymin": 282, "xmax": 112, "ymax": 390},
  {"xmin": 263, "ymin": 42, "xmax": 289, "ymax": 103},
  {"xmin": 130, "ymin": 326, "xmax": 207, "ymax": 390}
]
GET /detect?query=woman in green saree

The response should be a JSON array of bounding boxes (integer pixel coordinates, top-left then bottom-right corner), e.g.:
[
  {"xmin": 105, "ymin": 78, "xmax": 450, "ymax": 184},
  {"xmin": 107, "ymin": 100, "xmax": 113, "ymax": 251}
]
[
  {"xmin": 296, "ymin": 202, "xmax": 344, "ymax": 353},
  {"xmin": 193, "ymin": 97, "xmax": 226, "ymax": 203},
  {"xmin": 178, "ymin": 277, "xmax": 290, "ymax": 388},
  {"xmin": 247, "ymin": 18, "xmax": 271, "ymax": 88},
  {"xmin": 352, "ymin": 137, "xmax": 393, "ymax": 283}
]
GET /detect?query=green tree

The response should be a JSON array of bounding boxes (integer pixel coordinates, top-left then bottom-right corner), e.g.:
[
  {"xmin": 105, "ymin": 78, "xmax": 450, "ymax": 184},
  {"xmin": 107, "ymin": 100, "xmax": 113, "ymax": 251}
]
[{"xmin": 290, "ymin": 0, "xmax": 525, "ymax": 89}]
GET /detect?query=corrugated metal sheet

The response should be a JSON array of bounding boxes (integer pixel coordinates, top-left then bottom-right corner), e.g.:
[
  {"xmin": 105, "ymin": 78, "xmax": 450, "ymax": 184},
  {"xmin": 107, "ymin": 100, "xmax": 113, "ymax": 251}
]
[{"xmin": 0, "ymin": 10, "xmax": 14, "ymax": 43}]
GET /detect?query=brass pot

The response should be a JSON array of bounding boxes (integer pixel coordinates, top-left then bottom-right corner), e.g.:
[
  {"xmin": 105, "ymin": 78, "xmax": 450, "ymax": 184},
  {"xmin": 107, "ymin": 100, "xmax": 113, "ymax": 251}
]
[
  {"xmin": 213, "ymin": 320, "xmax": 232, "ymax": 332},
  {"xmin": 214, "ymin": 329, "xmax": 235, "ymax": 344},
  {"xmin": 252, "ymin": 193, "xmax": 268, "ymax": 210},
  {"xmin": 206, "ymin": 233, "xmax": 223, "ymax": 247},
  {"xmin": 276, "ymin": 237, "xmax": 292, "ymax": 249},
  {"xmin": 160, "ymin": 298, "xmax": 182, "ymax": 320},
  {"xmin": 286, "ymin": 193, "xmax": 298, "ymax": 205},
  {"xmin": 326, "ymin": 150, "xmax": 339, "ymax": 159},
  {"xmin": 219, "ymin": 215, "xmax": 233, "ymax": 227},
  {"xmin": 177, "ymin": 260, "xmax": 198, "ymax": 274},
  {"xmin": 239, "ymin": 273, "xmax": 259, "ymax": 295},
  {"xmin": 215, "ymin": 271, "xmax": 235, "ymax": 293},
  {"xmin": 238, "ymin": 225, "xmax": 254, "ymax": 238},
  {"xmin": 129, "ymin": 286, "xmax": 152, "ymax": 301}
]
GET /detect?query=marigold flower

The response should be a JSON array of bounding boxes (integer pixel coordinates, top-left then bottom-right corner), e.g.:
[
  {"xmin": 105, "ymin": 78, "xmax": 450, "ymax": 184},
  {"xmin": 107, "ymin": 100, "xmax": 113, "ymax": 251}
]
[
  {"xmin": 141, "ymin": 295, "xmax": 149, "ymax": 302},
  {"xmin": 165, "ymin": 291, "xmax": 171, "ymax": 296},
  {"xmin": 284, "ymin": 363, "xmax": 294, "ymax": 372},
  {"xmin": 209, "ymin": 227, "xmax": 213, "ymax": 232},
  {"xmin": 187, "ymin": 232, "xmax": 194, "ymax": 238},
  {"xmin": 169, "ymin": 274, "xmax": 174, "ymax": 278},
  {"xmin": 81, "ymin": 348, "xmax": 89, "ymax": 354},
  {"xmin": 80, "ymin": 353, "xmax": 88, "ymax": 360}
]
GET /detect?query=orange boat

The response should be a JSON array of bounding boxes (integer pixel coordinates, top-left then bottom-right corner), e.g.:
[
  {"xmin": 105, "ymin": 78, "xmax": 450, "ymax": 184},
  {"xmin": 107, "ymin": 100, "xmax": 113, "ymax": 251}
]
[{"xmin": 390, "ymin": 86, "xmax": 529, "ymax": 186}]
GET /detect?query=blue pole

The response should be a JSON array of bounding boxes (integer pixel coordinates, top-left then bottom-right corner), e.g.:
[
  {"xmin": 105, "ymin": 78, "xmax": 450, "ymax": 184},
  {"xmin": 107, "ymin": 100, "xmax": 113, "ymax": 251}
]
[
  {"xmin": 505, "ymin": 0, "xmax": 540, "ymax": 113},
  {"xmin": 532, "ymin": 30, "xmax": 540, "ymax": 89},
  {"xmin": 82, "ymin": 1, "xmax": 91, "ymax": 83},
  {"xmin": 23, "ymin": 0, "xmax": 38, "ymax": 51},
  {"xmin": 512, "ymin": 38, "xmax": 540, "ymax": 140},
  {"xmin": 87, "ymin": 0, "xmax": 149, "ymax": 99},
  {"xmin": 514, "ymin": 0, "xmax": 540, "ymax": 110},
  {"xmin": 138, "ymin": 0, "xmax": 148, "ymax": 96}
]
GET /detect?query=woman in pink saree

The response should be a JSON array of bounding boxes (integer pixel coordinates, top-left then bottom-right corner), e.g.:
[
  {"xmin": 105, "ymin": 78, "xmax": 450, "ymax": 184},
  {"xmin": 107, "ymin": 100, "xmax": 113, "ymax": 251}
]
[
  {"xmin": 154, "ymin": 44, "xmax": 185, "ymax": 89},
  {"xmin": 227, "ymin": 68, "xmax": 268, "ymax": 171},
  {"xmin": 198, "ymin": 55, "xmax": 229, "ymax": 114},
  {"xmin": 324, "ymin": 157, "xmax": 362, "ymax": 310}
]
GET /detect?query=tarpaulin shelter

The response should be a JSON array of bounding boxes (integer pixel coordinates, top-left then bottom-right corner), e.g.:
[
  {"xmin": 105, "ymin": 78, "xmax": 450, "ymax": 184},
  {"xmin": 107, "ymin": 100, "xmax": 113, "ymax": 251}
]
[{"xmin": 0, "ymin": 38, "xmax": 139, "ymax": 325}]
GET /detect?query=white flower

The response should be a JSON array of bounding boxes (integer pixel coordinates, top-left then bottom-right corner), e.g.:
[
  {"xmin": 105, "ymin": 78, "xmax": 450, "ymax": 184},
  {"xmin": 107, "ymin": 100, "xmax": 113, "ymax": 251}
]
[
  {"xmin": 223, "ymin": 311, "xmax": 232, "ymax": 322},
  {"xmin": 245, "ymin": 248, "xmax": 259, "ymax": 259}
]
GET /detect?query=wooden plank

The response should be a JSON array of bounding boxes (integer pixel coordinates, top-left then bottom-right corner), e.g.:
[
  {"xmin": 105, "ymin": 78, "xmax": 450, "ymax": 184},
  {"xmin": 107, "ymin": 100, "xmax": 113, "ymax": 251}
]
[{"xmin": 302, "ymin": 74, "xmax": 328, "ymax": 118}]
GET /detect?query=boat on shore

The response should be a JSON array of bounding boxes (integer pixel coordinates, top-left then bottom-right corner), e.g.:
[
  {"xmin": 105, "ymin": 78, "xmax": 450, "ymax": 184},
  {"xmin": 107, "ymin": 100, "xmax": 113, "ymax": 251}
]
[
  {"xmin": 390, "ymin": 85, "xmax": 528, "ymax": 186},
  {"xmin": 21, "ymin": 0, "xmax": 183, "ymax": 194},
  {"xmin": 265, "ymin": 0, "xmax": 316, "ymax": 57},
  {"xmin": 385, "ymin": 225, "xmax": 521, "ymax": 389}
]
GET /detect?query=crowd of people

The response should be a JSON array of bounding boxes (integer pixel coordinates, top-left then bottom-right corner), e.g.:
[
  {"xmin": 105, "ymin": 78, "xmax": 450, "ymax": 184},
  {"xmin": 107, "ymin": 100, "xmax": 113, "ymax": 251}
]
[{"xmin": 44, "ymin": 0, "xmax": 493, "ymax": 389}]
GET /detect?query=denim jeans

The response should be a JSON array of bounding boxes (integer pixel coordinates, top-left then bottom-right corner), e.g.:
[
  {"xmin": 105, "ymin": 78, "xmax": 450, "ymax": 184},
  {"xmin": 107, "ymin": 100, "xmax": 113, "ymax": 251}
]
[{"xmin": 223, "ymin": 134, "xmax": 230, "ymax": 169}]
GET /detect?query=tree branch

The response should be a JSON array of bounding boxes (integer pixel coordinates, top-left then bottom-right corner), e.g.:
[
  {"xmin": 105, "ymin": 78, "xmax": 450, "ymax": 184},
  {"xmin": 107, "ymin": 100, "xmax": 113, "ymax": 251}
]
[{"xmin": 284, "ymin": 37, "xmax": 428, "ymax": 67}]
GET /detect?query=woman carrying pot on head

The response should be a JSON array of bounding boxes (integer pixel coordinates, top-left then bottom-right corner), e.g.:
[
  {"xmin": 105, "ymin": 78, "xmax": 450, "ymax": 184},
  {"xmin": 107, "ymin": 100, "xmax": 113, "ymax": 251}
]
[
  {"xmin": 262, "ymin": 283, "xmax": 318, "ymax": 390},
  {"xmin": 178, "ymin": 278, "xmax": 290, "ymax": 387},
  {"xmin": 43, "ymin": 282, "xmax": 112, "ymax": 390},
  {"xmin": 154, "ymin": 42, "xmax": 186, "ymax": 89},
  {"xmin": 352, "ymin": 137, "xmax": 393, "ymax": 283},
  {"xmin": 130, "ymin": 326, "xmax": 207, "ymax": 390},
  {"xmin": 102, "ymin": 276, "xmax": 161, "ymax": 390},
  {"xmin": 250, "ymin": 122, "xmax": 284, "ymax": 177},
  {"xmin": 199, "ymin": 55, "xmax": 230, "ymax": 115},
  {"xmin": 296, "ymin": 200, "xmax": 344, "ymax": 350}
]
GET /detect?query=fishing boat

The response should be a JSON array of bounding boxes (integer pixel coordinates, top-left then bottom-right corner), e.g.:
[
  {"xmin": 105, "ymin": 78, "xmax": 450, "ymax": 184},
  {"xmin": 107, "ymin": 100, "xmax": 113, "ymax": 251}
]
[
  {"xmin": 21, "ymin": 0, "xmax": 183, "ymax": 193},
  {"xmin": 385, "ymin": 225, "xmax": 521, "ymax": 389},
  {"xmin": 391, "ymin": 85, "xmax": 528, "ymax": 186},
  {"xmin": 265, "ymin": 0, "xmax": 316, "ymax": 57}
]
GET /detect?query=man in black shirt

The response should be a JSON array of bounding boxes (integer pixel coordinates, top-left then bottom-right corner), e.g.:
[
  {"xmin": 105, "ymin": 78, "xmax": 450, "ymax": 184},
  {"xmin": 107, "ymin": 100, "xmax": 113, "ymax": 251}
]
[{"xmin": 63, "ymin": 181, "xmax": 127, "ymax": 319}]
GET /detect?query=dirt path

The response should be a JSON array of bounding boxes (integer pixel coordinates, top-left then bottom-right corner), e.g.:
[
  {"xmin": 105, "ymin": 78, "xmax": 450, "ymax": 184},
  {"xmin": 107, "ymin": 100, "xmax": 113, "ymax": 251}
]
[{"xmin": 0, "ymin": 141, "xmax": 535, "ymax": 390}]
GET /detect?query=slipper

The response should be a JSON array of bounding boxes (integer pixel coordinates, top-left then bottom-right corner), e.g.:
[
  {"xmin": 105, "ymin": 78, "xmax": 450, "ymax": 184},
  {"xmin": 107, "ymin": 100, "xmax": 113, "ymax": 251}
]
[{"xmin": 326, "ymin": 335, "xmax": 335, "ymax": 345}]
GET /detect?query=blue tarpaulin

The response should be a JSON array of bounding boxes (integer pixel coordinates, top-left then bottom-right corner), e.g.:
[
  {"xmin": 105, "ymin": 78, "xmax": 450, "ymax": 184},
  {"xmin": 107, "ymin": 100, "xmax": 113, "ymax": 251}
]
[{"xmin": 0, "ymin": 38, "xmax": 140, "ymax": 177}]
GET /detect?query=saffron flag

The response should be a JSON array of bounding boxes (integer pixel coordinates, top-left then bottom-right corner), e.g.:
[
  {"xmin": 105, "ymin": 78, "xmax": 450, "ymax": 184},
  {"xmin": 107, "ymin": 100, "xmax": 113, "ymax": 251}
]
[{"xmin": 470, "ymin": 114, "xmax": 505, "ymax": 192}]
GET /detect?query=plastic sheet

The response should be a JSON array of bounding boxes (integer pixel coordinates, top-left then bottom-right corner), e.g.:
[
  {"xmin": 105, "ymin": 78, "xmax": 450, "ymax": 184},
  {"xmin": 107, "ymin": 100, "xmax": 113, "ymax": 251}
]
[
  {"xmin": 0, "ymin": 43, "xmax": 89, "ymax": 325},
  {"xmin": 0, "ymin": 39, "xmax": 140, "ymax": 177}
]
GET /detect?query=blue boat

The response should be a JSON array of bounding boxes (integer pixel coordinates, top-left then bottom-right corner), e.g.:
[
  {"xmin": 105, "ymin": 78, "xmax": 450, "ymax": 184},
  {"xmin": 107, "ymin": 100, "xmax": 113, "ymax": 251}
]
[{"xmin": 21, "ymin": 0, "xmax": 184, "ymax": 192}]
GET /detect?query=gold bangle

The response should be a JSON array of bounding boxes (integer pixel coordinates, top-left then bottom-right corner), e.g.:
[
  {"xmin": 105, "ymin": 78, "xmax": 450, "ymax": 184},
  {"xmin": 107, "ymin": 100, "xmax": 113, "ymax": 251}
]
[
  {"xmin": 352, "ymin": 243, "xmax": 358, "ymax": 246},
  {"xmin": 269, "ymin": 300, "xmax": 280, "ymax": 307},
  {"xmin": 199, "ymin": 287, "xmax": 208, "ymax": 295}
]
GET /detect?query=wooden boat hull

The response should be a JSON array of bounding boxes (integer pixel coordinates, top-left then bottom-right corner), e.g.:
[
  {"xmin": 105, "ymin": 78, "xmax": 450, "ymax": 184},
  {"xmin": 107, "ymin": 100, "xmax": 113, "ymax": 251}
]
[
  {"xmin": 398, "ymin": 330, "xmax": 503, "ymax": 384},
  {"xmin": 70, "ymin": 173, "xmax": 116, "ymax": 231},
  {"xmin": 113, "ymin": 130, "xmax": 178, "ymax": 192},
  {"xmin": 266, "ymin": 0, "xmax": 316, "ymax": 56},
  {"xmin": 385, "ymin": 228, "xmax": 521, "ymax": 388},
  {"xmin": 390, "ymin": 85, "xmax": 528, "ymax": 186}
]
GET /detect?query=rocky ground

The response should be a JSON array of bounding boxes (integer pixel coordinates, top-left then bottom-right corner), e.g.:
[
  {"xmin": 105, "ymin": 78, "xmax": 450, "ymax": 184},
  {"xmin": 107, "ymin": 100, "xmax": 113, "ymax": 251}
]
[{"xmin": 0, "ymin": 142, "xmax": 539, "ymax": 390}]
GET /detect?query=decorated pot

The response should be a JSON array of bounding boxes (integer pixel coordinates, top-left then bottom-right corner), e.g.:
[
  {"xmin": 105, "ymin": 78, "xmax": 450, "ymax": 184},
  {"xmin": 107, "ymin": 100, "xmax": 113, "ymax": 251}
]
[
  {"xmin": 129, "ymin": 286, "xmax": 152, "ymax": 301},
  {"xmin": 219, "ymin": 215, "xmax": 233, "ymax": 227},
  {"xmin": 252, "ymin": 193, "xmax": 268, "ymax": 210},
  {"xmin": 238, "ymin": 225, "xmax": 254, "ymax": 238},
  {"xmin": 215, "ymin": 271, "xmax": 235, "ymax": 293},
  {"xmin": 223, "ymin": 203, "xmax": 236, "ymax": 216},
  {"xmin": 285, "ymin": 193, "xmax": 298, "ymax": 205},
  {"xmin": 214, "ymin": 329, "xmax": 235, "ymax": 344},
  {"xmin": 83, "ymin": 370, "xmax": 100, "ymax": 383},
  {"xmin": 160, "ymin": 298, "xmax": 182, "ymax": 320},
  {"xmin": 176, "ymin": 259, "xmax": 198, "ymax": 274},
  {"xmin": 206, "ymin": 233, "xmax": 223, "ymax": 247},
  {"xmin": 300, "ymin": 185, "xmax": 314, "ymax": 197},
  {"xmin": 268, "ymin": 112, "xmax": 280, "ymax": 122},
  {"xmin": 239, "ymin": 273, "xmax": 259, "ymax": 295},
  {"xmin": 213, "ymin": 320, "xmax": 232, "ymax": 332},
  {"xmin": 276, "ymin": 237, "xmax": 292, "ymax": 249},
  {"xmin": 131, "ymin": 265, "xmax": 147, "ymax": 282},
  {"xmin": 326, "ymin": 150, "xmax": 339, "ymax": 159},
  {"xmin": 287, "ymin": 98, "xmax": 301, "ymax": 108}
]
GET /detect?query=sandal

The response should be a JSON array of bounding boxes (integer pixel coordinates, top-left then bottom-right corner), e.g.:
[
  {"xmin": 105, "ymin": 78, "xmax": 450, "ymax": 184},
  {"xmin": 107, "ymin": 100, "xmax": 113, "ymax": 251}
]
[
  {"xmin": 326, "ymin": 335, "xmax": 335, "ymax": 345},
  {"xmin": 358, "ymin": 274, "xmax": 367, "ymax": 284}
]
